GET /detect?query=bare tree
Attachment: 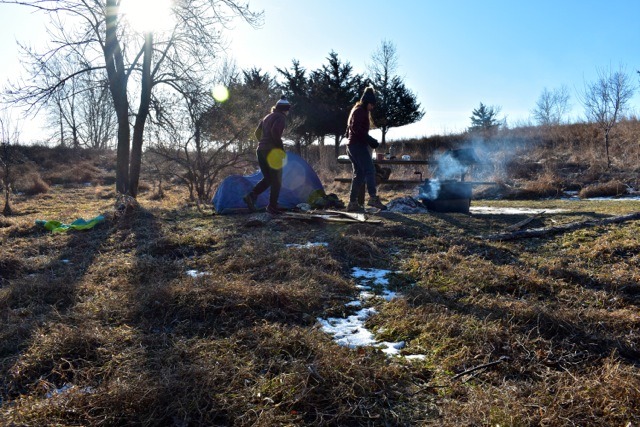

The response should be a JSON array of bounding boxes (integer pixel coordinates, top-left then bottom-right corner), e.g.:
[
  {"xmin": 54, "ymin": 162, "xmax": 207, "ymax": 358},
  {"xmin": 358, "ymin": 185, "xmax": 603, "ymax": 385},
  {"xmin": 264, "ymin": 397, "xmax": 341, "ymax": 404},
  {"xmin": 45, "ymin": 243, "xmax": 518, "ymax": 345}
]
[
  {"xmin": 582, "ymin": 66, "xmax": 635, "ymax": 167},
  {"xmin": 1, "ymin": 0, "xmax": 262, "ymax": 199},
  {"xmin": 0, "ymin": 111, "xmax": 21, "ymax": 216},
  {"xmin": 532, "ymin": 85, "xmax": 571, "ymax": 126},
  {"xmin": 147, "ymin": 64, "xmax": 273, "ymax": 203},
  {"xmin": 77, "ymin": 75, "xmax": 117, "ymax": 149},
  {"xmin": 367, "ymin": 40, "xmax": 424, "ymax": 148}
]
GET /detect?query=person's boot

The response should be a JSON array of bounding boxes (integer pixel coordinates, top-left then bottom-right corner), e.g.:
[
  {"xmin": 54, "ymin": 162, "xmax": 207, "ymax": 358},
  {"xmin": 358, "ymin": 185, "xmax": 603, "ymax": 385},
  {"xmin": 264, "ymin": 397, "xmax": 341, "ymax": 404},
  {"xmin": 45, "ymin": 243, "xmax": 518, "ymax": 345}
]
[
  {"xmin": 367, "ymin": 195, "xmax": 387, "ymax": 210},
  {"xmin": 243, "ymin": 193, "xmax": 257, "ymax": 212},
  {"xmin": 266, "ymin": 205, "xmax": 283, "ymax": 215},
  {"xmin": 346, "ymin": 201, "xmax": 363, "ymax": 212}
]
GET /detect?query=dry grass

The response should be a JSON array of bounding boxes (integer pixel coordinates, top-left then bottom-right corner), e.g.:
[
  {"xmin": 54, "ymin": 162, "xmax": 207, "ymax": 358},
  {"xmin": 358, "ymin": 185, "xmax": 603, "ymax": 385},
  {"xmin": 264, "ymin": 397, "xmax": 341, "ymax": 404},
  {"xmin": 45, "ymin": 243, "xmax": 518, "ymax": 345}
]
[
  {"xmin": 579, "ymin": 180, "xmax": 629, "ymax": 199},
  {"xmin": 1, "ymin": 134, "xmax": 640, "ymax": 426},
  {"xmin": 2, "ymin": 182, "xmax": 639, "ymax": 426}
]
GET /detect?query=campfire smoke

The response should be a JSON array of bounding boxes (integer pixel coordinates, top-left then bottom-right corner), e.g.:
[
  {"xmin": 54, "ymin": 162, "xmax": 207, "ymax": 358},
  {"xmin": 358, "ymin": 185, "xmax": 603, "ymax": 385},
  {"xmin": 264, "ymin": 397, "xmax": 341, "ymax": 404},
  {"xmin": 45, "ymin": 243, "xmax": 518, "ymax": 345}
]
[{"xmin": 419, "ymin": 178, "xmax": 441, "ymax": 200}]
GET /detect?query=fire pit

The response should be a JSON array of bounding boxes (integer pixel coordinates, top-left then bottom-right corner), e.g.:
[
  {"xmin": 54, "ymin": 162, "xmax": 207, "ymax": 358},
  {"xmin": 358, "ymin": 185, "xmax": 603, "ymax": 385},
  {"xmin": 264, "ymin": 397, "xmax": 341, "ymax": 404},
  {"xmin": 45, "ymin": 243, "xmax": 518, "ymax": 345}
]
[{"xmin": 418, "ymin": 180, "xmax": 472, "ymax": 213}]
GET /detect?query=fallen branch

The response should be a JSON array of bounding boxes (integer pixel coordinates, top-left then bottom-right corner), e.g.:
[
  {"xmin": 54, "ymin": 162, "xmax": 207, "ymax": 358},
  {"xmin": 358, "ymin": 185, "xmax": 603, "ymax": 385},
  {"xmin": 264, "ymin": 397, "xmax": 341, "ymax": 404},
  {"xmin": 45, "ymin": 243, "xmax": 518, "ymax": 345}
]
[
  {"xmin": 503, "ymin": 211, "xmax": 546, "ymax": 232},
  {"xmin": 480, "ymin": 211, "xmax": 640, "ymax": 241},
  {"xmin": 282, "ymin": 211, "xmax": 383, "ymax": 224},
  {"xmin": 452, "ymin": 356, "xmax": 510, "ymax": 380}
]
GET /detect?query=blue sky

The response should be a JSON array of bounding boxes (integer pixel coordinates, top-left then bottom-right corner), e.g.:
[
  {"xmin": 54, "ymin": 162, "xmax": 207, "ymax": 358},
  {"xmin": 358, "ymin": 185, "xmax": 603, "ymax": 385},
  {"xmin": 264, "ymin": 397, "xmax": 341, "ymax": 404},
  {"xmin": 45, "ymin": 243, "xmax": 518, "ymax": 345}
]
[{"xmin": 1, "ymin": 0, "xmax": 639, "ymax": 142}]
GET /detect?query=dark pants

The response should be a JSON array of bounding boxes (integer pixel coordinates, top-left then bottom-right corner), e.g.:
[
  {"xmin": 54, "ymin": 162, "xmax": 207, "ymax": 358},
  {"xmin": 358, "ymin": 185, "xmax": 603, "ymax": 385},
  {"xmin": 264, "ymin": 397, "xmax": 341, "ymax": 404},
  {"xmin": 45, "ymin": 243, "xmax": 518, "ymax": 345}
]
[
  {"xmin": 250, "ymin": 148, "xmax": 283, "ymax": 208},
  {"xmin": 347, "ymin": 143, "xmax": 376, "ymax": 203}
]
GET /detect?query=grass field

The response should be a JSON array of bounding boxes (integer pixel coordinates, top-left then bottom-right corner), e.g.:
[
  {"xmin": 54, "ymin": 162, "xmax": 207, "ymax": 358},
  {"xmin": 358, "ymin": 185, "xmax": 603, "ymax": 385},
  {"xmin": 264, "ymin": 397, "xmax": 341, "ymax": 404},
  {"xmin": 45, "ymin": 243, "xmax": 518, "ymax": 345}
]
[{"xmin": 1, "ymin": 180, "xmax": 639, "ymax": 426}]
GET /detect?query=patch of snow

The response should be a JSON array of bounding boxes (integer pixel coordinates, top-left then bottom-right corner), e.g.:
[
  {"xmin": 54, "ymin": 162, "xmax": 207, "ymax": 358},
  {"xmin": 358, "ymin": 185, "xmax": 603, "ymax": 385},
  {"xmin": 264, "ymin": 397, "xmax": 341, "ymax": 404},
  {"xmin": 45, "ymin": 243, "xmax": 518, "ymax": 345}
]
[
  {"xmin": 379, "ymin": 340, "xmax": 406, "ymax": 356},
  {"xmin": 186, "ymin": 270, "xmax": 210, "ymax": 278},
  {"xmin": 404, "ymin": 354, "xmax": 427, "ymax": 361},
  {"xmin": 351, "ymin": 267, "xmax": 392, "ymax": 286},
  {"xmin": 318, "ymin": 308, "xmax": 378, "ymax": 348},
  {"xmin": 286, "ymin": 242, "xmax": 329, "ymax": 249},
  {"xmin": 583, "ymin": 196, "xmax": 640, "ymax": 201},
  {"xmin": 359, "ymin": 291, "xmax": 375, "ymax": 300},
  {"xmin": 470, "ymin": 206, "xmax": 567, "ymax": 215},
  {"xmin": 382, "ymin": 290, "xmax": 398, "ymax": 301},
  {"xmin": 319, "ymin": 267, "xmax": 420, "ymax": 359},
  {"xmin": 46, "ymin": 383, "xmax": 94, "ymax": 398}
]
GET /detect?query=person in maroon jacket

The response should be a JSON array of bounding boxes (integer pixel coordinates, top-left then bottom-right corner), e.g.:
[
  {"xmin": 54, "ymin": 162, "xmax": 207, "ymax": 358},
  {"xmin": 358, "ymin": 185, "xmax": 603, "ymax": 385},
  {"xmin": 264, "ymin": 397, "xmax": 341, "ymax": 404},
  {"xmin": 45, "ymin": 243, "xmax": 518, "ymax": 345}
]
[
  {"xmin": 346, "ymin": 86, "xmax": 387, "ymax": 211},
  {"xmin": 243, "ymin": 96, "xmax": 291, "ymax": 215}
]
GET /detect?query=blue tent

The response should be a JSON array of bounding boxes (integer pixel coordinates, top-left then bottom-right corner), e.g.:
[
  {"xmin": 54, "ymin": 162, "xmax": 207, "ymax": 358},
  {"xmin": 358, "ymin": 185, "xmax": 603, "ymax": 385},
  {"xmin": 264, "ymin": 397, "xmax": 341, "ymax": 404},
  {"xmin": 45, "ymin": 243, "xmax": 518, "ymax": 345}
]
[{"xmin": 212, "ymin": 152, "xmax": 325, "ymax": 214}]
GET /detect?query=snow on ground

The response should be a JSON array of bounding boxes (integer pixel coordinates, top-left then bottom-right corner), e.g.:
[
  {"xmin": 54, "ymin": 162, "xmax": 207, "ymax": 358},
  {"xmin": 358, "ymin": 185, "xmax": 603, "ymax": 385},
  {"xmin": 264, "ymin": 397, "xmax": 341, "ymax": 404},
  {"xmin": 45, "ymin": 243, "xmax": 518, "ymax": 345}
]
[
  {"xmin": 285, "ymin": 242, "xmax": 329, "ymax": 249},
  {"xmin": 186, "ymin": 270, "xmax": 210, "ymax": 278},
  {"xmin": 469, "ymin": 206, "xmax": 567, "ymax": 215},
  {"xmin": 318, "ymin": 267, "xmax": 424, "ymax": 359}
]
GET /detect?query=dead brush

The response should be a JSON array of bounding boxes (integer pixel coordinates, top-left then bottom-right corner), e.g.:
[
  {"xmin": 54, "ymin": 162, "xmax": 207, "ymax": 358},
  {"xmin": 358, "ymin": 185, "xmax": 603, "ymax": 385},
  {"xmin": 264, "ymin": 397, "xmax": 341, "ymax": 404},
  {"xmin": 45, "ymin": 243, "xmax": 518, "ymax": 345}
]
[
  {"xmin": 45, "ymin": 161, "xmax": 102, "ymax": 186},
  {"xmin": 14, "ymin": 171, "xmax": 50, "ymax": 195},
  {"xmin": 579, "ymin": 180, "xmax": 628, "ymax": 198},
  {"xmin": 510, "ymin": 172, "xmax": 564, "ymax": 199}
]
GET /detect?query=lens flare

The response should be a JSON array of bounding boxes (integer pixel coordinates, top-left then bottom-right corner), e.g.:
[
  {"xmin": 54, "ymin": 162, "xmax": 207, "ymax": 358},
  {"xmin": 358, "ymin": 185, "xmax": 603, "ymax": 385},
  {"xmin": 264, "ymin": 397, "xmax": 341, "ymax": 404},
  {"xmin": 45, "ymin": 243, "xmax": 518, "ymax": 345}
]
[
  {"xmin": 267, "ymin": 149, "xmax": 286, "ymax": 170},
  {"xmin": 212, "ymin": 85, "xmax": 229, "ymax": 102}
]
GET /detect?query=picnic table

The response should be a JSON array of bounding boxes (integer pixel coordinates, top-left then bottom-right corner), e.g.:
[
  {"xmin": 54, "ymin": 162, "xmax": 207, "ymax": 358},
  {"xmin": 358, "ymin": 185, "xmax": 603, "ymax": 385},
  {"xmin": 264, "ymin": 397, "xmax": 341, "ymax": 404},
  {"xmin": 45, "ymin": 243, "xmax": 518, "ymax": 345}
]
[
  {"xmin": 334, "ymin": 156, "xmax": 497, "ymax": 187},
  {"xmin": 334, "ymin": 156, "xmax": 433, "ymax": 185}
]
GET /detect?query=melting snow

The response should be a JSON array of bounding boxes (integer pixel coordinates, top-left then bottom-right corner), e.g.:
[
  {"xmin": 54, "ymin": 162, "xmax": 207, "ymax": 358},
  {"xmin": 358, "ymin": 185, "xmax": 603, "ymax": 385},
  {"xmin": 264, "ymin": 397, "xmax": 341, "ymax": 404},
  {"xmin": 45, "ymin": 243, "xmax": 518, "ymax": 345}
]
[
  {"xmin": 318, "ymin": 267, "xmax": 424, "ymax": 359},
  {"xmin": 186, "ymin": 270, "xmax": 210, "ymax": 278},
  {"xmin": 46, "ymin": 383, "xmax": 94, "ymax": 398},
  {"xmin": 286, "ymin": 242, "xmax": 329, "ymax": 249},
  {"xmin": 470, "ymin": 206, "xmax": 567, "ymax": 215}
]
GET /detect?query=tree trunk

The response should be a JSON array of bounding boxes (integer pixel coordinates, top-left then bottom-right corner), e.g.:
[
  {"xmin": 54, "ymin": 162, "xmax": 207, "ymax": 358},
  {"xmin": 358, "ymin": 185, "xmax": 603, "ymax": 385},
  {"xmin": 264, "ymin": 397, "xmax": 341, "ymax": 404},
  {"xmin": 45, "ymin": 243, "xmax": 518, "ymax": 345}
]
[
  {"xmin": 59, "ymin": 114, "xmax": 64, "ymax": 147},
  {"xmin": 2, "ymin": 175, "xmax": 10, "ymax": 216},
  {"xmin": 194, "ymin": 120, "xmax": 206, "ymax": 201},
  {"xmin": 605, "ymin": 129, "xmax": 611, "ymax": 169},
  {"xmin": 2, "ymin": 198, "xmax": 11, "ymax": 216},
  {"xmin": 381, "ymin": 126, "xmax": 388, "ymax": 151},
  {"xmin": 334, "ymin": 134, "xmax": 340, "ymax": 158},
  {"xmin": 105, "ymin": 0, "xmax": 131, "ymax": 195},
  {"xmin": 72, "ymin": 124, "xmax": 79, "ymax": 149},
  {"xmin": 129, "ymin": 33, "xmax": 153, "ymax": 198}
]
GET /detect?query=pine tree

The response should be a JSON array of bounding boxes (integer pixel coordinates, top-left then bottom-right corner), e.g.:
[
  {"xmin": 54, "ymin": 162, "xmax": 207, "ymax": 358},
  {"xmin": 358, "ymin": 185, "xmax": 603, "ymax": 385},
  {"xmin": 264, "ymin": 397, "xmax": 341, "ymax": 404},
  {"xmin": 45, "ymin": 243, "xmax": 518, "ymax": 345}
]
[{"xmin": 469, "ymin": 102, "xmax": 502, "ymax": 135}]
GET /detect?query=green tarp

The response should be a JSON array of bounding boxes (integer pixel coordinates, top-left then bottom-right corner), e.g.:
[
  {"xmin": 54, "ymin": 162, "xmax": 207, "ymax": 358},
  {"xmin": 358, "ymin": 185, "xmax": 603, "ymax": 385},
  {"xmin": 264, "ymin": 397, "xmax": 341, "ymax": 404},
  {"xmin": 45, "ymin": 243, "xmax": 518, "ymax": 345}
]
[{"xmin": 36, "ymin": 215, "xmax": 105, "ymax": 233}]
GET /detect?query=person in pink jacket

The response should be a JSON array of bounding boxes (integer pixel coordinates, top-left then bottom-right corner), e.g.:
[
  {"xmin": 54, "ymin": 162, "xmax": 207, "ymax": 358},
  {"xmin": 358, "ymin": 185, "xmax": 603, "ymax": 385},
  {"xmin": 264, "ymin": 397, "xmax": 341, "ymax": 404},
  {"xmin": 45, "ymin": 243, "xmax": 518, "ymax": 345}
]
[{"xmin": 243, "ymin": 96, "xmax": 291, "ymax": 214}]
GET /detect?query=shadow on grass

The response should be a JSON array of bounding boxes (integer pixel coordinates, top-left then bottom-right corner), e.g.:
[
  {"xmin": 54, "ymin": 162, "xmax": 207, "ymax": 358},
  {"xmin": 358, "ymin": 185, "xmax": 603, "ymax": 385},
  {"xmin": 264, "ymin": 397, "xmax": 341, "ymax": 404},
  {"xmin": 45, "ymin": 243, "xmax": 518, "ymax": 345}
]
[
  {"xmin": 0, "ymin": 215, "xmax": 114, "ymax": 394},
  {"xmin": 406, "ymin": 235, "xmax": 640, "ymax": 369}
]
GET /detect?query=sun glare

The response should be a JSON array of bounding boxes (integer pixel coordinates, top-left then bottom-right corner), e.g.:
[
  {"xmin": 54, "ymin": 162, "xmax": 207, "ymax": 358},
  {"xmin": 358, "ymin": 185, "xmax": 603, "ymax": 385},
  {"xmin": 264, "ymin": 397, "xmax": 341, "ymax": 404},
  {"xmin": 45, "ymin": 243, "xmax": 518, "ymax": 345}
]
[
  {"xmin": 120, "ymin": 0, "xmax": 174, "ymax": 33},
  {"xmin": 212, "ymin": 85, "xmax": 230, "ymax": 102}
]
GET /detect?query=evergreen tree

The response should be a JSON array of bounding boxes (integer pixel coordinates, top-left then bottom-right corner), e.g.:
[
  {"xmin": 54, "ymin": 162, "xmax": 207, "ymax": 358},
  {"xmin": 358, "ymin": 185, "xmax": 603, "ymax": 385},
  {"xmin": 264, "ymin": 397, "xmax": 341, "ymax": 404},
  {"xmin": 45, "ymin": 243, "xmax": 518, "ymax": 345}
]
[
  {"xmin": 277, "ymin": 60, "xmax": 313, "ymax": 153},
  {"xmin": 469, "ymin": 102, "xmax": 502, "ymax": 136},
  {"xmin": 309, "ymin": 51, "xmax": 363, "ymax": 157}
]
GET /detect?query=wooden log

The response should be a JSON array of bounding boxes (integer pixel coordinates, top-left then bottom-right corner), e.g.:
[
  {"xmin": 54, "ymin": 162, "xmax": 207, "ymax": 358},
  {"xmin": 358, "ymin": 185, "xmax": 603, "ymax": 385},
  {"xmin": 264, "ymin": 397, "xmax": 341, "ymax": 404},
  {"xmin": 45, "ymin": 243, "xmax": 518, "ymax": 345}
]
[
  {"xmin": 503, "ymin": 211, "xmax": 546, "ymax": 232},
  {"xmin": 481, "ymin": 211, "xmax": 640, "ymax": 241}
]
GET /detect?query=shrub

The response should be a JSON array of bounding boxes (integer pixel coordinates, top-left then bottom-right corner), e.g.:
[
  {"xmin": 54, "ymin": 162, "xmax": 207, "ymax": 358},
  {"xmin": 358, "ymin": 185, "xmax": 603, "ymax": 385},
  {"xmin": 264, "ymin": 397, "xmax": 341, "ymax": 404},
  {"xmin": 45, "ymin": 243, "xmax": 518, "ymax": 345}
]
[
  {"xmin": 579, "ymin": 180, "xmax": 628, "ymax": 199},
  {"xmin": 507, "ymin": 172, "xmax": 563, "ymax": 199},
  {"xmin": 45, "ymin": 161, "xmax": 101, "ymax": 186},
  {"xmin": 15, "ymin": 172, "xmax": 50, "ymax": 195}
]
